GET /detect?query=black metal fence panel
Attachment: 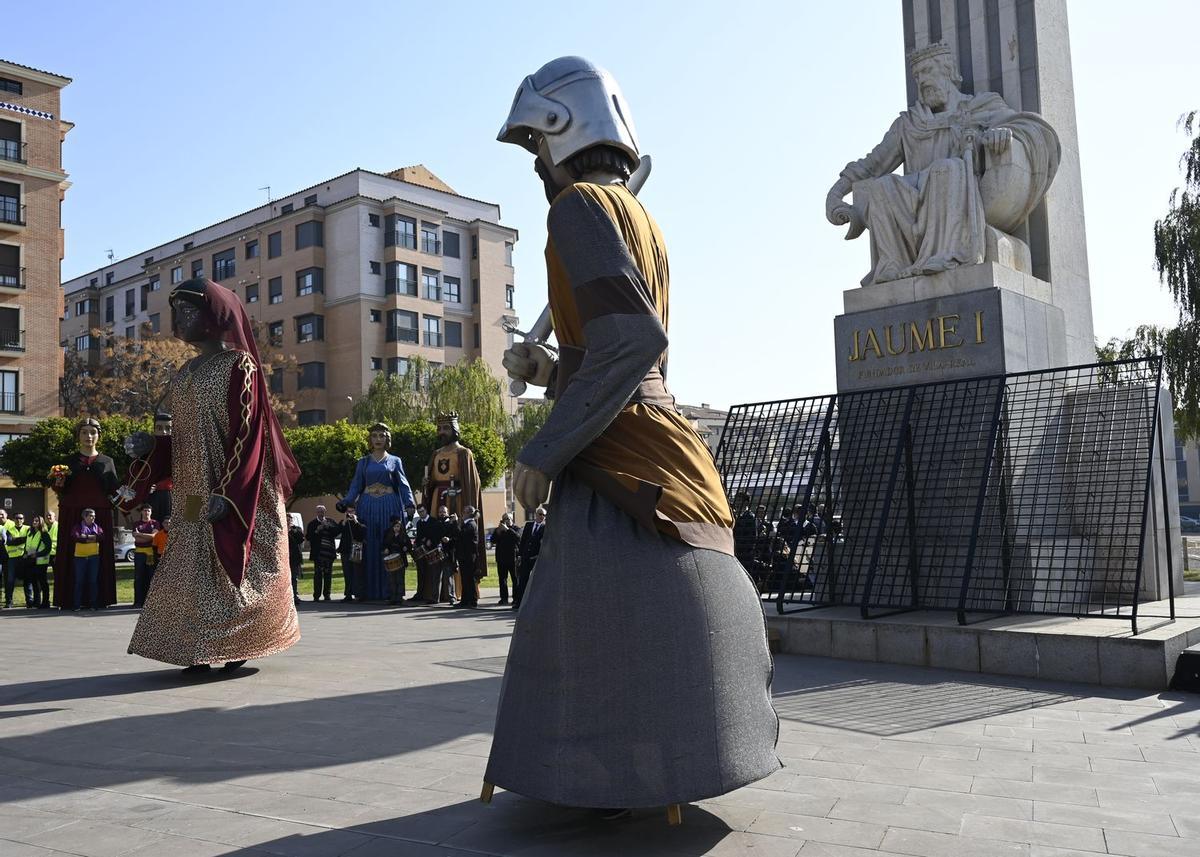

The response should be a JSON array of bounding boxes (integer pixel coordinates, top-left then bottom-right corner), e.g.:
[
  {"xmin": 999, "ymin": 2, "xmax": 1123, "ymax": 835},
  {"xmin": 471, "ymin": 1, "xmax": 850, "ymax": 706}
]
[{"xmin": 714, "ymin": 359, "xmax": 1166, "ymax": 631}]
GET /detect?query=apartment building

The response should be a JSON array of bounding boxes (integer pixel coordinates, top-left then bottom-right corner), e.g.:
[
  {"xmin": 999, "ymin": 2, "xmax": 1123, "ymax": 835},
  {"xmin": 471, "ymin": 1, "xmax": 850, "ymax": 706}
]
[
  {"xmin": 62, "ymin": 165, "xmax": 519, "ymax": 521},
  {"xmin": 0, "ymin": 59, "xmax": 72, "ymax": 516}
]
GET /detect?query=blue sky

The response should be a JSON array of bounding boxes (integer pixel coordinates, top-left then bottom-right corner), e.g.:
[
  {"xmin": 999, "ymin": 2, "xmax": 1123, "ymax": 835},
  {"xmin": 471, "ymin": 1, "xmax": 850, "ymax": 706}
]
[{"xmin": 8, "ymin": 0, "xmax": 1199, "ymax": 407}]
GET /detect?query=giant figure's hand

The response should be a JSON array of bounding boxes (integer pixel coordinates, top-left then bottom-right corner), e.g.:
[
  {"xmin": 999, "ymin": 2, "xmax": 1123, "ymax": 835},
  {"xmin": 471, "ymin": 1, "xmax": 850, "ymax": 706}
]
[
  {"xmin": 207, "ymin": 495, "xmax": 231, "ymax": 524},
  {"xmin": 983, "ymin": 127, "xmax": 1013, "ymax": 156},
  {"xmin": 502, "ymin": 342, "xmax": 556, "ymax": 388},
  {"xmin": 513, "ymin": 461, "xmax": 550, "ymax": 511}
]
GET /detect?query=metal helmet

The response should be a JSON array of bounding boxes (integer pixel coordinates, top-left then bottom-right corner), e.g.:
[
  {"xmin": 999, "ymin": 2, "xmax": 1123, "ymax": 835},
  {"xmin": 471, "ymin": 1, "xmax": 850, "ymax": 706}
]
[{"xmin": 497, "ymin": 56, "xmax": 640, "ymax": 169}]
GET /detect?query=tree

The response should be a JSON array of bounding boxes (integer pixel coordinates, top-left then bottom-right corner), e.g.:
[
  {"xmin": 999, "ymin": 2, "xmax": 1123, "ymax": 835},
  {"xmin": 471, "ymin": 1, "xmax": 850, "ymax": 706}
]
[
  {"xmin": 61, "ymin": 321, "xmax": 297, "ymax": 425},
  {"xmin": 0, "ymin": 415, "xmax": 151, "ymax": 487},
  {"xmin": 284, "ymin": 421, "xmax": 369, "ymax": 504},
  {"xmin": 1148, "ymin": 110, "xmax": 1200, "ymax": 439},
  {"xmin": 504, "ymin": 399, "xmax": 553, "ymax": 470},
  {"xmin": 349, "ymin": 357, "xmax": 509, "ymax": 435}
]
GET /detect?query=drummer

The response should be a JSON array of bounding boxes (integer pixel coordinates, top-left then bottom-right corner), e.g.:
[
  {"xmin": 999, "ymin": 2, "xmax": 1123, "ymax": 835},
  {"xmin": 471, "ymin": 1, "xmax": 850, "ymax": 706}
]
[
  {"xmin": 382, "ymin": 515, "xmax": 412, "ymax": 605},
  {"xmin": 409, "ymin": 505, "xmax": 440, "ymax": 604}
]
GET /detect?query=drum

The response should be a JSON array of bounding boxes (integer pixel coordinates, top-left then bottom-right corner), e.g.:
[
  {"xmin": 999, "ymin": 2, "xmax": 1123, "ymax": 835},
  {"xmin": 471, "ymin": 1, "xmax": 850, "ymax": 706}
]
[{"xmin": 384, "ymin": 552, "xmax": 405, "ymax": 573}]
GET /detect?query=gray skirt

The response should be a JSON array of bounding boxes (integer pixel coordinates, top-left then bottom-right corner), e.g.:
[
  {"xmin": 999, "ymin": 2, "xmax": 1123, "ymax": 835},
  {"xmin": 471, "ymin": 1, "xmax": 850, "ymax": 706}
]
[{"xmin": 485, "ymin": 470, "xmax": 780, "ymax": 808}]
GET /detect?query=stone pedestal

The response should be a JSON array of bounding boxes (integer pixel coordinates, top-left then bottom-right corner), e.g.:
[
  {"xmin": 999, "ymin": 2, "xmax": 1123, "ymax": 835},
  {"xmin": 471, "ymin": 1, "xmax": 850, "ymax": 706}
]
[{"xmin": 834, "ymin": 264, "xmax": 1066, "ymax": 393}]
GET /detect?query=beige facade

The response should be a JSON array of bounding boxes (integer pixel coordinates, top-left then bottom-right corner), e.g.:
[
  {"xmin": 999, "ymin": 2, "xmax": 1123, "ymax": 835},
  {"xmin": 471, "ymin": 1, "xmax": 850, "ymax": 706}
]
[
  {"xmin": 62, "ymin": 166, "xmax": 518, "ymax": 526},
  {"xmin": 0, "ymin": 59, "xmax": 71, "ymax": 517}
]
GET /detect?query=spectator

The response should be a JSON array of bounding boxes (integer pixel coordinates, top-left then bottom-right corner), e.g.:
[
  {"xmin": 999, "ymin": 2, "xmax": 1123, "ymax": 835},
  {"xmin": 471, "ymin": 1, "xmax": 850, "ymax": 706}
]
[
  {"xmin": 492, "ymin": 512, "xmax": 520, "ymax": 606},
  {"xmin": 339, "ymin": 504, "xmax": 367, "ymax": 602},
  {"xmin": 305, "ymin": 505, "xmax": 339, "ymax": 602},
  {"xmin": 4, "ymin": 511, "xmax": 32, "ymax": 608},
  {"xmin": 72, "ymin": 508, "xmax": 104, "ymax": 612},
  {"xmin": 45, "ymin": 510, "xmax": 58, "ymax": 576},
  {"xmin": 0, "ymin": 511, "xmax": 7, "ymax": 606},
  {"xmin": 152, "ymin": 516, "xmax": 169, "ymax": 558},
  {"xmin": 514, "ymin": 506, "xmax": 546, "ymax": 609},
  {"xmin": 731, "ymin": 492, "xmax": 757, "ymax": 575},
  {"xmin": 26, "ymin": 514, "xmax": 52, "ymax": 608},
  {"xmin": 382, "ymin": 515, "xmax": 411, "ymax": 605},
  {"xmin": 455, "ymin": 505, "xmax": 481, "ymax": 609},
  {"xmin": 131, "ymin": 504, "xmax": 161, "ymax": 608},
  {"xmin": 287, "ymin": 512, "xmax": 304, "ymax": 606}
]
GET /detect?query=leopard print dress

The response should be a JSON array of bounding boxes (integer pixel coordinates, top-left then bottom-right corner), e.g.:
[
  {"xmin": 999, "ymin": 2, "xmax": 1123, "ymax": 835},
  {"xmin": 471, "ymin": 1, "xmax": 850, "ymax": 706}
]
[{"xmin": 128, "ymin": 349, "xmax": 300, "ymax": 666}]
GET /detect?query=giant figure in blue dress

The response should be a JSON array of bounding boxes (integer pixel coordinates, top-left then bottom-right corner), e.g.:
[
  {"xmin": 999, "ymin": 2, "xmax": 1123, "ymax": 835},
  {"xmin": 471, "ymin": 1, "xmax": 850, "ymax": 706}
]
[{"xmin": 338, "ymin": 423, "xmax": 415, "ymax": 600}]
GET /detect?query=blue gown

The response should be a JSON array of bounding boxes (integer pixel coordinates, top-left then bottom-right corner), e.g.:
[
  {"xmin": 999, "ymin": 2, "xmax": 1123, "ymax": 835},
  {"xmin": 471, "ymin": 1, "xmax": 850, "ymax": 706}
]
[{"xmin": 343, "ymin": 454, "xmax": 414, "ymax": 600}]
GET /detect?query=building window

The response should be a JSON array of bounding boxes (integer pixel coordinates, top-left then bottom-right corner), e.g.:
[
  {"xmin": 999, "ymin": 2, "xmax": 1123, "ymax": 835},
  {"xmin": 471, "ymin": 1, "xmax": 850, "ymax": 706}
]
[
  {"xmin": 368, "ymin": 309, "xmax": 381, "ymax": 323},
  {"xmin": 75, "ymin": 334, "xmax": 92, "ymax": 351},
  {"xmin": 474, "ymin": 323, "xmax": 481, "ymax": 348},
  {"xmin": 387, "ymin": 356, "xmax": 410, "ymax": 376},
  {"xmin": 297, "ymin": 409, "xmax": 326, "ymax": 426},
  {"xmin": 370, "ymin": 356, "xmax": 383, "ymax": 371},
  {"xmin": 445, "ymin": 320, "xmax": 463, "ymax": 348},
  {"xmin": 125, "ymin": 325, "xmax": 135, "ymax": 339},
  {"xmin": 386, "ymin": 309, "xmax": 418, "ymax": 343},
  {"xmin": 268, "ymin": 231, "xmax": 282, "ymax": 258},
  {"xmin": 385, "ymin": 261, "xmax": 417, "ymax": 296},
  {"xmin": 191, "ymin": 259, "xmax": 203, "ymax": 279},
  {"xmin": 268, "ymin": 321, "xmax": 283, "ymax": 345},
  {"xmin": 149, "ymin": 313, "xmax": 160, "ymax": 333},
  {"xmin": 171, "ymin": 266, "xmax": 183, "ymax": 284},
  {"xmin": 296, "ymin": 267, "xmax": 324, "ymax": 296},
  {"xmin": 124, "ymin": 289, "xmax": 135, "ymax": 318},
  {"xmin": 246, "ymin": 284, "xmax": 259, "ymax": 303},
  {"xmin": 505, "ymin": 285, "xmax": 514, "ymax": 309},
  {"xmin": 472, "ymin": 278, "xmax": 479, "ymax": 304},
  {"xmin": 183, "ymin": 241, "xmax": 194, "ymax": 251},
  {"xmin": 104, "ymin": 295, "xmax": 114, "ymax": 323},
  {"xmin": 443, "ymin": 276, "xmax": 461, "ymax": 303},
  {"xmin": 304, "ymin": 194, "xmax": 318, "ymax": 206},
  {"xmin": 75, "ymin": 298, "xmax": 96, "ymax": 315},
  {"xmin": 296, "ymin": 314, "xmax": 324, "ymax": 343},
  {"xmin": 443, "ymin": 231, "xmax": 460, "ymax": 258},
  {"xmin": 368, "ymin": 213, "xmax": 380, "ymax": 228},
  {"xmin": 505, "ymin": 242, "xmax": 514, "ymax": 266},
  {"xmin": 140, "ymin": 284, "xmax": 149, "ymax": 312},
  {"xmin": 295, "ymin": 220, "xmax": 323, "ymax": 250},
  {"xmin": 0, "ymin": 79, "xmax": 23, "ymax": 95},
  {"xmin": 212, "ymin": 248, "xmax": 236, "ymax": 281},
  {"xmin": 149, "ymin": 275, "xmax": 160, "ymax": 291},
  {"xmin": 144, "ymin": 255, "xmax": 154, "ymax": 266},
  {"xmin": 421, "ymin": 224, "xmax": 441, "ymax": 255},
  {"xmin": 298, "ymin": 361, "xmax": 326, "ymax": 389},
  {"xmin": 0, "ymin": 369, "xmax": 18, "ymax": 414},
  {"xmin": 269, "ymin": 277, "xmax": 283, "ymax": 304},
  {"xmin": 423, "ymin": 270, "xmax": 440, "ymax": 301},
  {"xmin": 0, "ymin": 181, "xmax": 20, "ymax": 226},
  {"xmin": 424, "ymin": 315, "xmax": 442, "ymax": 347},
  {"xmin": 369, "ymin": 261, "xmax": 381, "ymax": 275},
  {"xmin": 471, "ymin": 235, "xmax": 478, "ymax": 259},
  {"xmin": 90, "ymin": 277, "xmax": 98, "ymax": 287},
  {"xmin": 245, "ymin": 239, "xmax": 259, "ymax": 259},
  {"xmin": 105, "ymin": 272, "xmax": 114, "ymax": 286},
  {"xmin": 281, "ymin": 202, "xmax": 294, "ymax": 214},
  {"xmin": 269, "ymin": 368, "xmax": 284, "ymax": 394},
  {"xmin": 385, "ymin": 214, "xmax": 417, "ymax": 249}
]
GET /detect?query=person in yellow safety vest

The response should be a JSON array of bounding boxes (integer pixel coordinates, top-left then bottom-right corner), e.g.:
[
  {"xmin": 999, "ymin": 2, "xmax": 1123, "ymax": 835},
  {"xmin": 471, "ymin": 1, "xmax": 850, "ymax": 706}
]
[
  {"xmin": 4, "ymin": 511, "xmax": 33, "ymax": 608},
  {"xmin": 25, "ymin": 515, "xmax": 52, "ymax": 609},
  {"xmin": 45, "ymin": 510, "xmax": 58, "ymax": 568}
]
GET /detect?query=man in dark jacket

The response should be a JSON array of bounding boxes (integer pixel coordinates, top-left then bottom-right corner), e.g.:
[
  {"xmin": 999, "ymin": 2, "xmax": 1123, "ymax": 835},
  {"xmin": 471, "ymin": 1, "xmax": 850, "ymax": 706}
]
[
  {"xmin": 513, "ymin": 506, "xmax": 546, "ymax": 609},
  {"xmin": 411, "ymin": 505, "xmax": 438, "ymax": 603},
  {"xmin": 455, "ymin": 506, "xmax": 481, "ymax": 609},
  {"xmin": 492, "ymin": 513, "xmax": 520, "ymax": 605},
  {"xmin": 306, "ymin": 505, "xmax": 339, "ymax": 602},
  {"xmin": 339, "ymin": 504, "xmax": 367, "ymax": 601}
]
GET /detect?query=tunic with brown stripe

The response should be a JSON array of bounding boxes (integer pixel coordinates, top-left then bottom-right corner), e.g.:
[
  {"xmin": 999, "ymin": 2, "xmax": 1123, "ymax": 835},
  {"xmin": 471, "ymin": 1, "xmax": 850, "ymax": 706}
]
[{"xmin": 522, "ymin": 181, "xmax": 733, "ymax": 555}]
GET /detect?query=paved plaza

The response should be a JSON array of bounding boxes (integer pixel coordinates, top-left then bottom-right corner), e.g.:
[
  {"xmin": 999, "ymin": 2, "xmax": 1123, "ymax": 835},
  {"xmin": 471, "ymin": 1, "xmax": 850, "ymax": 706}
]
[{"xmin": 1, "ymin": 599, "xmax": 1198, "ymax": 856}]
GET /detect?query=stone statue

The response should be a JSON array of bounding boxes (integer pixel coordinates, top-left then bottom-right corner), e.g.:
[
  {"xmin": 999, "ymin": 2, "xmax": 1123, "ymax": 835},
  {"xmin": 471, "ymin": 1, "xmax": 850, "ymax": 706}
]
[{"xmin": 825, "ymin": 42, "xmax": 1060, "ymax": 286}]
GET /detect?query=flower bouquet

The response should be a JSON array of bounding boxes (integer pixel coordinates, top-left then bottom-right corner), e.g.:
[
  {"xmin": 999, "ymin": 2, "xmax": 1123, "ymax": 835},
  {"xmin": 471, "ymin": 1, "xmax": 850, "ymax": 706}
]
[{"xmin": 48, "ymin": 463, "xmax": 70, "ymax": 489}]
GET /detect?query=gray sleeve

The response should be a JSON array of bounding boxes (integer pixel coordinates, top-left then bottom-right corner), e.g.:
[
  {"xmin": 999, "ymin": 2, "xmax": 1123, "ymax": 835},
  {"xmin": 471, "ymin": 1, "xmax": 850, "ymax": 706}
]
[
  {"xmin": 518, "ymin": 187, "xmax": 668, "ymax": 478},
  {"xmin": 839, "ymin": 116, "xmax": 905, "ymax": 183}
]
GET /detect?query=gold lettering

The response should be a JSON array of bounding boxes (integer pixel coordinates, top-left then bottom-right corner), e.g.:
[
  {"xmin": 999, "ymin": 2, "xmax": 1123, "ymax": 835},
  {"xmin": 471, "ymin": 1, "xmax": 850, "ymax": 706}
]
[
  {"xmin": 864, "ymin": 328, "xmax": 884, "ymax": 359},
  {"xmin": 849, "ymin": 329, "xmax": 862, "ymax": 362},
  {"xmin": 975, "ymin": 310, "xmax": 985, "ymax": 344},
  {"xmin": 908, "ymin": 320, "xmax": 935, "ymax": 352},
  {"xmin": 938, "ymin": 314, "xmax": 963, "ymax": 349},
  {"xmin": 884, "ymin": 324, "xmax": 906, "ymax": 356}
]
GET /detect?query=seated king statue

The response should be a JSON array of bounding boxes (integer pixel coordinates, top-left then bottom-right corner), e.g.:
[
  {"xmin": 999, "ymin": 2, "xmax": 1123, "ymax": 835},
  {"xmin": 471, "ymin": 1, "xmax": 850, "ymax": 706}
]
[{"xmin": 825, "ymin": 41, "xmax": 1060, "ymax": 286}]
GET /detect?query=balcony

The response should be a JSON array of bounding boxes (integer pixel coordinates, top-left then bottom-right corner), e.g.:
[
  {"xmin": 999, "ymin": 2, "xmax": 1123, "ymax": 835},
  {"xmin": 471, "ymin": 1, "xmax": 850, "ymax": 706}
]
[
  {"xmin": 424, "ymin": 331, "xmax": 443, "ymax": 347},
  {"xmin": 0, "ymin": 140, "xmax": 25, "ymax": 165},
  {"xmin": 386, "ymin": 326, "xmax": 419, "ymax": 344},
  {"xmin": 421, "ymin": 238, "xmax": 441, "ymax": 255},
  {"xmin": 0, "ymin": 201, "xmax": 25, "ymax": 231},
  {"xmin": 0, "ymin": 392, "xmax": 23, "ymax": 415},
  {"xmin": 0, "ymin": 265, "xmax": 23, "ymax": 290},
  {"xmin": 0, "ymin": 329, "xmax": 25, "ymax": 352},
  {"xmin": 385, "ymin": 277, "xmax": 418, "ymax": 297},
  {"xmin": 385, "ymin": 232, "xmax": 417, "ymax": 250}
]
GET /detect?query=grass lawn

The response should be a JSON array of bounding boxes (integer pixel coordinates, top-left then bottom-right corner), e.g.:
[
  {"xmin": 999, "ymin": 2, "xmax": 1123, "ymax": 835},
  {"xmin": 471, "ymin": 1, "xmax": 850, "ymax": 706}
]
[{"xmin": 49, "ymin": 555, "xmax": 502, "ymax": 605}]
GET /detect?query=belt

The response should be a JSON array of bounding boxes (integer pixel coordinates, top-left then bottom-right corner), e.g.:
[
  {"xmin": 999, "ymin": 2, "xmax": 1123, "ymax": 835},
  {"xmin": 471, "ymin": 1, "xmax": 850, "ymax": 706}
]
[
  {"xmin": 554, "ymin": 344, "xmax": 676, "ymax": 409},
  {"xmin": 364, "ymin": 483, "xmax": 395, "ymax": 498}
]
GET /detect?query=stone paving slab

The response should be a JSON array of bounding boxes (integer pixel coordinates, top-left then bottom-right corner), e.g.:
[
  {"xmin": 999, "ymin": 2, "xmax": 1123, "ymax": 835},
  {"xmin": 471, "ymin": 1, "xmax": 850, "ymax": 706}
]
[{"xmin": 0, "ymin": 600, "xmax": 1198, "ymax": 855}]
